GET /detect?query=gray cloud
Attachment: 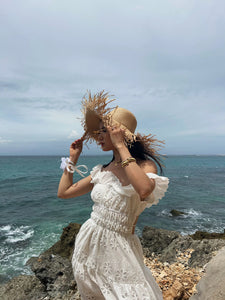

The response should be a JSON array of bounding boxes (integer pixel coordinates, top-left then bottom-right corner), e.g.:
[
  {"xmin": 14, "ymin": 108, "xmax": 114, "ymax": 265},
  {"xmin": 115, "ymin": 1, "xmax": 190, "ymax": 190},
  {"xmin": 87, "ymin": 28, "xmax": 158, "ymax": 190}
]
[{"xmin": 1, "ymin": 0, "xmax": 225, "ymax": 155}]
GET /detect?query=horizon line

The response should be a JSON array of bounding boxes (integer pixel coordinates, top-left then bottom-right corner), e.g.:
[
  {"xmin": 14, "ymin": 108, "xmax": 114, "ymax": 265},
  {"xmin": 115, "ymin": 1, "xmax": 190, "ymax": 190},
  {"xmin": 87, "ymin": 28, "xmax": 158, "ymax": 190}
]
[{"xmin": 0, "ymin": 154, "xmax": 224, "ymax": 157}]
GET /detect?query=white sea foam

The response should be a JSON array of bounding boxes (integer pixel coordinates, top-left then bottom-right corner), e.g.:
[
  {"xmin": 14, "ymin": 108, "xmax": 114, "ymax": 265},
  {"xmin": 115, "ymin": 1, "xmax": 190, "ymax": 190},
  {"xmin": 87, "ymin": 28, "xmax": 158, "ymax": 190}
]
[
  {"xmin": 158, "ymin": 208, "xmax": 203, "ymax": 219},
  {"xmin": 2, "ymin": 224, "xmax": 34, "ymax": 243},
  {"xmin": 0, "ymin": 225, "xmax": 12, "ymax": 232},
  {"xmin": 184, "ymin": 208, "xmax": 202, "ymax": 217},
  {"xmin": 158, "ymin": 209, "xmax": 170, "ymax": 216},
  {"xmin": 1, "ymin": 226, "xmax": 60, "ymax": 282},
  {"xmin": 6, "ymin": 231, "xmax": 34, "ymax": 243}
]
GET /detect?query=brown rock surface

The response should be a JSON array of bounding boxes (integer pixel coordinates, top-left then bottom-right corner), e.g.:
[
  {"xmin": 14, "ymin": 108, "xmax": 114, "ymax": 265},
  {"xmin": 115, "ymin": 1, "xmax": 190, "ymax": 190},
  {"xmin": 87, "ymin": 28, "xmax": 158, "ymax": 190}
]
[
  {"xmin": 1, "ymin": 223, "xmax": 225, "ymax": 300},
  {"xmin": 0, "ymin": 275, "xmax": 46, "ymax": 300},
  {"xmin": 42, "ymin": 222, "xmax": 81, "ymax": 260}
]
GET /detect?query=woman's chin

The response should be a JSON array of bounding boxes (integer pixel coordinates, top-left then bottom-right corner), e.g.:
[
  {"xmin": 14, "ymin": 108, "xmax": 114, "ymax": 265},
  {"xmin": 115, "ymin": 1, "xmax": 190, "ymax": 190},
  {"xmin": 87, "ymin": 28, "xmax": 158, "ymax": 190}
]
[
  {"xmin": 101, "ymin": 145, "xmax": 111, "ymax": 151},
  {"xmin": 102, "ymin": 147, "xmax": 110, "ymax": 152}
]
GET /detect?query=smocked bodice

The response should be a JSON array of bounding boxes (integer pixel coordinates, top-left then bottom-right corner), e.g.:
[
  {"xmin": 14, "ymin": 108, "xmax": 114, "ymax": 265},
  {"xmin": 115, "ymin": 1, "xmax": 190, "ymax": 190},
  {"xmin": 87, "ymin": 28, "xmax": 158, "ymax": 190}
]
[{"xmin": 90, "ymin": 164, "xmax": 169, "ymax": 234}]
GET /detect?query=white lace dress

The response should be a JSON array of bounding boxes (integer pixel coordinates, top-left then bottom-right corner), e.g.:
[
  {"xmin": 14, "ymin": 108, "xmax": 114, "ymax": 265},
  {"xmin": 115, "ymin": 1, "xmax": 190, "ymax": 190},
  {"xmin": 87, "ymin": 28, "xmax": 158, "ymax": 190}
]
[{"xmin": 72, "ymin": 164, "xmax": 169, "ymax": 300}]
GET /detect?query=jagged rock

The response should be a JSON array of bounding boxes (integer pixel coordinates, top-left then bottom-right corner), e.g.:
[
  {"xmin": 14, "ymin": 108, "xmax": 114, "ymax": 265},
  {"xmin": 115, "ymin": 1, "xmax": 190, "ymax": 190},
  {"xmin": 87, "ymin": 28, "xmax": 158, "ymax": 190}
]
[
  {"xmin": 141, "ymin": 226, "xmax": 225, "ymax": 268},
  {"xmin": 170, "ymin": 209, "xmax": 187, "ymax": 217},
  {"xmin": 190, "ymin": 230, "xmax": 225, "ymax": 240},
  {"xmin": 26, "ymin": 253, "xmax": 76, "ymax": 298},
  {"xmin": 42, "ymin": 223, "xmax": 81, "ymax": 260},
  {"xmin": 2, "ymin": 223, "xmax": 225, "ymax": 300},
  {"xmin": 141, "ymin": 226, "xmax": 181, "ymax": 257},
  {"xmin": 188, "ymin": 238, "xmax": 225, "ymax": 268},
  {"xmin": 160, "ymin": 235, "xmax": 196, "ymax": 263},
  {"xmin": 0, "ymin": 275, "xmax": 46, "ymax": 300}
]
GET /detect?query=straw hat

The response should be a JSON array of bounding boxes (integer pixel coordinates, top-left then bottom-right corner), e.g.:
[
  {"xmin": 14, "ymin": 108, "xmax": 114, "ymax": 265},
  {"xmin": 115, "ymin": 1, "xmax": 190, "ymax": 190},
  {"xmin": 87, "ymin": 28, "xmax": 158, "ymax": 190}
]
[
  {"xmin": 84, "ymin": 106, "xmax": 137, "ymax": 144},
  {"xmin": 80, "ymin": 90, "xmax": 164, "ymax": 153},
  {"xmin": 81, "ymin": 91, "xmax": 137, "ymax": 144}
]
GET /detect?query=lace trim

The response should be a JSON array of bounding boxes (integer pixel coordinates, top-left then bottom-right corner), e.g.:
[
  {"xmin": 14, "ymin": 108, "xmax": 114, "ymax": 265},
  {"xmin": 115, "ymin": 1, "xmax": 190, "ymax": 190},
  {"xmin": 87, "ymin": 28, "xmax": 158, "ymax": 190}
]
[{"xmin": 90, "ymin": 165, "xmax": 169, "ymax": 208}]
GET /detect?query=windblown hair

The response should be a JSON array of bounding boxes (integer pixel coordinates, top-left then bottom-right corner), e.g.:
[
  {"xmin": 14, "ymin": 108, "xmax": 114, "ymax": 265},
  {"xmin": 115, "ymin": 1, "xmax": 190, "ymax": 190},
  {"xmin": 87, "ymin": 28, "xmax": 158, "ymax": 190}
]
[
  {"xmin": 103, "ymin": 133, "xmax": 165, "ymax": 175},
  {"xmin": 129, "ymin": 133, "xmax": 164, "ymax": 175}
]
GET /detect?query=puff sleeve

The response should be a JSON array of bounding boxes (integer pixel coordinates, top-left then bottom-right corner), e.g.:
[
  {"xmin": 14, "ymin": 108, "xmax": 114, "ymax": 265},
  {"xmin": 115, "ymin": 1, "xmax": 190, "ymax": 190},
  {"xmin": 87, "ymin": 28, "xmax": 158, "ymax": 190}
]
[
  {"xmin": 90, "ymin": 164, "xmax": 102, "ymax": 184},
  {"xmin": 144, "ymin": 173, "xmax": 169, "ymax": 208}
]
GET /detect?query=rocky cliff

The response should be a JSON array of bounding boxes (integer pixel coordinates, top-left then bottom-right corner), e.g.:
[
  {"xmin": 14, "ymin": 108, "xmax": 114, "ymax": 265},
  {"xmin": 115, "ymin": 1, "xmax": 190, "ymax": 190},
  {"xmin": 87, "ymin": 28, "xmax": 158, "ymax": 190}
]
[{"xmin": 1, "ymin": 223, "xmax": 225, "ymax": 300}]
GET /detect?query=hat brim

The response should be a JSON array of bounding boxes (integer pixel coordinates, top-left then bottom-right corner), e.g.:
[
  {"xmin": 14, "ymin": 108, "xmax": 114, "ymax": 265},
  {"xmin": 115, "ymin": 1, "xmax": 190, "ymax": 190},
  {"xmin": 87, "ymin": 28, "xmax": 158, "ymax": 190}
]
[
  {"xmin": 84, "ymin": 108, "xmax": 137, "ymax": 144},
  {"xmin": 85, "ymin": 108, "xmax": 102, "ymax": 134}
]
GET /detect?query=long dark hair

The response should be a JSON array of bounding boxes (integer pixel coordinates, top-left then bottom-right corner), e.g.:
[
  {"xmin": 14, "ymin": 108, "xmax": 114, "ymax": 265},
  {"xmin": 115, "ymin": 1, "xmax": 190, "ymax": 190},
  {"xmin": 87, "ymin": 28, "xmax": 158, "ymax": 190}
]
[{"xmin": 103, "ymin": 133, "xmax": 164, "ymax": 175}]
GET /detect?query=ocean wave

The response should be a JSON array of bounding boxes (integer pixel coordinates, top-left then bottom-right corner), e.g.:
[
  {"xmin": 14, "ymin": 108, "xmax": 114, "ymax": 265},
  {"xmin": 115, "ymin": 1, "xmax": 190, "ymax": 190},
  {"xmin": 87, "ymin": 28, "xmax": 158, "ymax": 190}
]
[
  {"xmin": 158, "ymin": 209, "xmax": 171, "ymax": 217},
  {"xmin": 0, "ymin": 224, "xmax": 34, "ymax": 243},
  {"xmin": 183, "ymin": 208, "xmax": 203, "ymax": 217},
  {"xmin": 0, "ymin": 173, "xmax": 56, "ymax": 185},
  {"xmin": 180, "ymin": 221, "xmax": 225, "ymax": 236},
  {"xmin": 0, "ymin": 246, "xmax": 32, "ymax": 283},
  {"xmin": 0, "ymin": 176, "xmax": 29, "ymax": 185},
  {"xmin": 157, "ymin": 207, "xmax": 225, "ymax": 236},
  {"xmin": 158, "ymin": 208, "xmax": 202, "ymax": 218},
  {"xmin": 0, "ymin": 223, "xmax": 62, "ymax": 283},
  {"xmin": 0, "ymin": 225, "xmax": 12, "ymax": 232}
]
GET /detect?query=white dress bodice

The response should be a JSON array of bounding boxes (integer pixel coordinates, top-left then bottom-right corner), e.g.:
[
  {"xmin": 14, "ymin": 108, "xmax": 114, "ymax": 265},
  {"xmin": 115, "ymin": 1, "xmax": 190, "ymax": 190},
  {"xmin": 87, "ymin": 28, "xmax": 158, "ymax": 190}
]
[
  {"xmin": 72, "ymin": 164, "xmax": 169, "ymax": 300},
  {"xmin": 90, "ymin": 164, "xmax": 169, "ymax": 234}
]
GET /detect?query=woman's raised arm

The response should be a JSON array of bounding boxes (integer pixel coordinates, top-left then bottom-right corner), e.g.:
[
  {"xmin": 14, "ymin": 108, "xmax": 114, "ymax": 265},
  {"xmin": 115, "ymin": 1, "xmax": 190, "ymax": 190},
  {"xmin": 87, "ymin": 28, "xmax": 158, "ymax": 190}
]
[
  {"xmin": 57, "ymin": 138, "xmax": 93, "ymax": 199},
  {"xmin": 107, "ymin": 126, "xmax": 156, "ymax": 199},
  {"xmin": 57, "ymin": 173, "xmax": 93, "ymax": 199}
]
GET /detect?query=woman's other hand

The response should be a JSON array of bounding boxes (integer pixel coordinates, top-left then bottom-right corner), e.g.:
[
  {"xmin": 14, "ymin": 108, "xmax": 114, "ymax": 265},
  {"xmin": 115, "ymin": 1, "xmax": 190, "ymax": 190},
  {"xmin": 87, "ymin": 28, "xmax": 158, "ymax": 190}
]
[
  {"xmin": 107, "ymin": 126, "xmax": 126, "ymax": 150},
  {"xmin": 70, "ymin": 138, "xmax": 83, "ymax": 163}
]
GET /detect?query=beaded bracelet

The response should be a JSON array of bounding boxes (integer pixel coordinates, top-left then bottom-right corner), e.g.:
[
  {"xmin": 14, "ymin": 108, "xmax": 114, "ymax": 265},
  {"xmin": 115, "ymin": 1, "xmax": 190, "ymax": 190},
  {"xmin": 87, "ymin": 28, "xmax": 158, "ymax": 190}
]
[
  {"xmin": 121, "ymin": 157, "xmax": 136, "ymax": 168},
  {"xmin": 60, "ymin": 157, "xmax": 88, "ymax": 177}
]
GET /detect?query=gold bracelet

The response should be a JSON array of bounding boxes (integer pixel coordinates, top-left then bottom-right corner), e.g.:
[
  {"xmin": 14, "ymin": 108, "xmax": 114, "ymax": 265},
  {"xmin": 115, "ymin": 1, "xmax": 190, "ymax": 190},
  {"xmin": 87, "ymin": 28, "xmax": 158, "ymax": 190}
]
[{"xmin": 121, "ymin": 157, "xmax": 136, "ymax": 168}]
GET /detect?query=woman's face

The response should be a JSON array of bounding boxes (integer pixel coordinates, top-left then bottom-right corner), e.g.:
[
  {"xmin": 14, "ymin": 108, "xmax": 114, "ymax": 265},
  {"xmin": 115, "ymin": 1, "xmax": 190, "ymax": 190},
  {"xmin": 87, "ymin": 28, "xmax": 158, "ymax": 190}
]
[{"xmin": 97, "ymin": 122, "xmax": 114, "ymax": 151}]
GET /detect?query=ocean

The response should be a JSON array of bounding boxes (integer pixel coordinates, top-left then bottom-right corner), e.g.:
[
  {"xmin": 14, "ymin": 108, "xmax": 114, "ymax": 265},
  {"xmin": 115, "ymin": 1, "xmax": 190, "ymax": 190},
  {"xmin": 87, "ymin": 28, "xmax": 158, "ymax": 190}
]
[{"xmin": 0, "ymin": 155, "xmax": 225, "ymax": 283}]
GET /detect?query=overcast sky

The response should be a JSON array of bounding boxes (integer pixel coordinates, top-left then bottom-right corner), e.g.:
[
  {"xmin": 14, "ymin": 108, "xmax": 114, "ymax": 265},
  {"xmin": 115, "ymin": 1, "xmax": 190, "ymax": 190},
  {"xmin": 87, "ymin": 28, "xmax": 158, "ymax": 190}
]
[{"xmin": 1, "ymin": 0, "xmax": 225, "ymax": 155}]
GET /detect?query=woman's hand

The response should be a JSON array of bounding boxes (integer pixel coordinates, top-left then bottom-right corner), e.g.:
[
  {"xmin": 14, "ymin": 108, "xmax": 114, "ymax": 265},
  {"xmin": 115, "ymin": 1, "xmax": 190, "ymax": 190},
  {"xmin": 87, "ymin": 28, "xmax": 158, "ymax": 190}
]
[
  {"xmin": 107, "ymin": 126, "xmax": 126, "ymax": 150},
  {"xmin": 69, "ymin": 138, "xmax": 83, "ymax": 163}
]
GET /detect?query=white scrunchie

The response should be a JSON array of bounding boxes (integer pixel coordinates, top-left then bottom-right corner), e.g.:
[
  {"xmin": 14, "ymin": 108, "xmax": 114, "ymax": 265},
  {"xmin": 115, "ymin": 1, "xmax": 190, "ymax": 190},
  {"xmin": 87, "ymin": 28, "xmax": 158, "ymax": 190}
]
[{"xmin": 60, "ymin": 157, "xmax": 88, "ymax": 177}]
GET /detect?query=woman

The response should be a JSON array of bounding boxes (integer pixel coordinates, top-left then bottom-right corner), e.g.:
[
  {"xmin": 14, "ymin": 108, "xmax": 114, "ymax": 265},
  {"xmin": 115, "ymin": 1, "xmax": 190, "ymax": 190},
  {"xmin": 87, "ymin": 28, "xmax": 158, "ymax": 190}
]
[{"xmin": 58, "ymin": 91, "xmax": 169, "ymax": 300}]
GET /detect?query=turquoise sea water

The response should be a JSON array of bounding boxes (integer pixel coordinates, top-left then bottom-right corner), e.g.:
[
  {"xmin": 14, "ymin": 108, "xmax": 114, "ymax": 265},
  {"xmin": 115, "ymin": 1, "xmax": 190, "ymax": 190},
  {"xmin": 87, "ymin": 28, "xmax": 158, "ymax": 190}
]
[{"xmin": 0, "ymin": 155, "xmax": 225, "ymax": 283}]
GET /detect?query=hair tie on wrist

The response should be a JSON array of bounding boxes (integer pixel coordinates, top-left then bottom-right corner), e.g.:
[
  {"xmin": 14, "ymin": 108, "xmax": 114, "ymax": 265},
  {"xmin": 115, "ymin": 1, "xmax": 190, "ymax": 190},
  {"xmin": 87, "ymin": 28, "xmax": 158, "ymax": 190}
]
[{"xmin": 60, "ymin": 157, "xmax": 88, "ymax": 177}]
